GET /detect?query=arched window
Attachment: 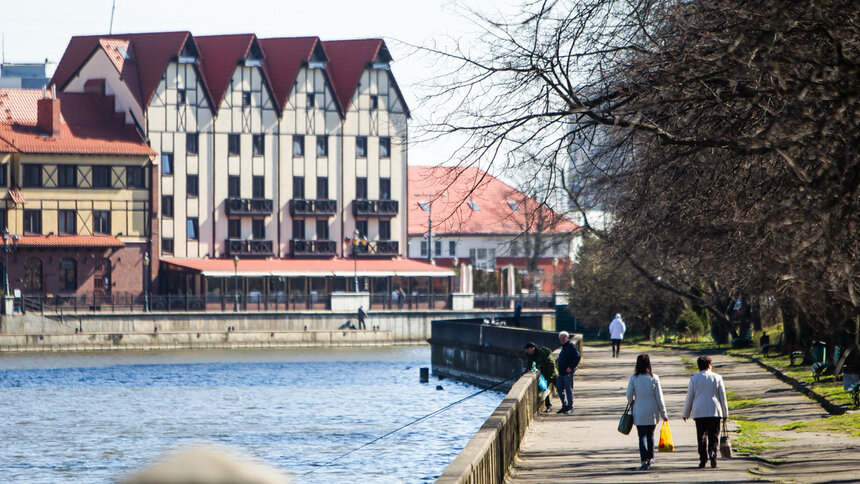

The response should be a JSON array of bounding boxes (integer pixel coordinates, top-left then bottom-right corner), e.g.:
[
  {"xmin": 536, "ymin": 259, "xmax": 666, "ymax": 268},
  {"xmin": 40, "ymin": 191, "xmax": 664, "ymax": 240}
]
[
  {"xmin": 59, "ymin": 258, "xmax": 77, "ymax": 292},
  {"xmin": 24, "ymin": 258, "xmax": 42, "ymax": 291}
]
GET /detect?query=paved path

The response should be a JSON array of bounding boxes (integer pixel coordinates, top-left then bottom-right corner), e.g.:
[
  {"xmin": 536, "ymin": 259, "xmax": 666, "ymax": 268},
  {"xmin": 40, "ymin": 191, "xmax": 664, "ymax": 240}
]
[{"xmin": 507, "ymin": 346, "xmax": 860, "ymax": 483}]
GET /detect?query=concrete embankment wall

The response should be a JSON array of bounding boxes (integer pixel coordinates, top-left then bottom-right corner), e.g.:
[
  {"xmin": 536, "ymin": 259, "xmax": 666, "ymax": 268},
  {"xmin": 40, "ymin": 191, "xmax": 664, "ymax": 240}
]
[{"xmin": 0, "ymin": 310, "xmax": 552, "ymax": 352}]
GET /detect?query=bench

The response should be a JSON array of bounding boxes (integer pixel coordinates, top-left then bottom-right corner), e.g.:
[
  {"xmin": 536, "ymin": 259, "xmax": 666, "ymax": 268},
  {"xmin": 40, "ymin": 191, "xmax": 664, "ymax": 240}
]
[
  {"xmin": 761, "ymin": 332, "xmax": 784, "ymax": 356},
  {"xmin": 850, "ymin": 383, "xmax": 860, "ymax": 406},
  {"xmin": 731, "ymin": 327, "xmax": 753, "ymax": 348},
  {"xmin": 811, "ymin": 344, "xmax": 842, "ymax": 382}
]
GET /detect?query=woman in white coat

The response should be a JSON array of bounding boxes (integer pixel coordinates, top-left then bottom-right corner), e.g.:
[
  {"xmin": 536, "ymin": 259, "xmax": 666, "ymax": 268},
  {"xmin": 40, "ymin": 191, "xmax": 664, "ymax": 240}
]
[{"xmin": 626, "ymin": 353, "xmax": 668, "ymax": 470}]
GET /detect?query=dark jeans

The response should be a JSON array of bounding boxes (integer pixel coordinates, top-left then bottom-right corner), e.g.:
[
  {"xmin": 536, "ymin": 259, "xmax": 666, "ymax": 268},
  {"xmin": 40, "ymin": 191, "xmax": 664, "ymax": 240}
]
[
  {"xmin": 636, "ymin": 424, "xmax": 656, "ymax": 462},
  {"xmin": 611, "ymin": 339, "xmax": 621, "ymax": 357},
  {"xmin": 557, "ymin": 373, "xmax": 574, "ymax": 409},
  {"xmin": 694, "ymin": 417, "xmax": 722, "ymax": 461}
]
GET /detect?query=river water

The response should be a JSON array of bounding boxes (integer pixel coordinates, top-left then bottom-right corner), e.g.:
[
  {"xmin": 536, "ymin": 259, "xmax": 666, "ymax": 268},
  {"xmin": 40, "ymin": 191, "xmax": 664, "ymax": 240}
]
[{"xmin": 0, "ymin": 346, "xmax": 504, "ymax": 483}]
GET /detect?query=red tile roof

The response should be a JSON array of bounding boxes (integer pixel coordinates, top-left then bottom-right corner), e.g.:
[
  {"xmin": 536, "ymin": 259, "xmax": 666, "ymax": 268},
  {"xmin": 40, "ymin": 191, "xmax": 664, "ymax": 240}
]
[
  {"xmin": 195, "ymin": 34, "xmax": 276, "ymax": 113},
  {"xmin": 323, "ymin": 39, "xmax": 395, "ymax": 115},
  {"xmin": 4, "ymin": 235, "xmax": 125, "ymax": 248},
  {"xmin": 408, "ymin": 166, "xmax": 579, "ymax": 236},
  {"xmin": 259, "ymin": 36, "xmax": 337, "ymax": 113},
  {"xmin": 162, "ymin": 257, "xmax": 454, "ymax": 277},
  {"xmin": 0, "ymin": 89, "xmax": 154, "ymax": 156}
]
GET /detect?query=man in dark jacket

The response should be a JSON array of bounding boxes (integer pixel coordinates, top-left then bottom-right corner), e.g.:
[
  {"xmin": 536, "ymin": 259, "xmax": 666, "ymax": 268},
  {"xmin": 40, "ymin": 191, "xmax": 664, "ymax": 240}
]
[
  {"xmin": 556, "ymin": 331, "xmax": 581, "ymax": 415},
  {"xmin": 524, "ymin": 342, "xmax": 559, "ymax": 412}
]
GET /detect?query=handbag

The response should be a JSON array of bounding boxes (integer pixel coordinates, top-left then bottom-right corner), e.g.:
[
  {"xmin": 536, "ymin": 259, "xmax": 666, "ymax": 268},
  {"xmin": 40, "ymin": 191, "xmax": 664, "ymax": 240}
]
[
  {"xmin": 720, "ymin": 420, "xmax": 733, "ymax": 458},
  {"xmin": 617, "ymin": 401, "xmax": 633, "ymax": 435},
  {"xmin": 658, "ymin": 420, "xmax": 675, "ymax": 452},
  {"xmin": 537, "ymin": 374, "xmax": 548, "ymax": 392}
]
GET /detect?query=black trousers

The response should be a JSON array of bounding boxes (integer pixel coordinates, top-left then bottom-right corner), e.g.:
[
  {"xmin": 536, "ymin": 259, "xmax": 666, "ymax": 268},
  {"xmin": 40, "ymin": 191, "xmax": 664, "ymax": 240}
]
[
  {"xmin": 694, "ymin": 417, "xmax": 721, "ymax": 461},
  {"xmin": 611, "ymin": 339, "xmax": 621, "ymax": 356}
]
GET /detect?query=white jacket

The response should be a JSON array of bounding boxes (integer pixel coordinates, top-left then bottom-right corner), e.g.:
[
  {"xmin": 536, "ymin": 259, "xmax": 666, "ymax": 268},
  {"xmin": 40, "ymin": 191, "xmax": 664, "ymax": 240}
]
[
  {"xmin": 609, "ymin": 317, "xmax": 626, "ymax": 339},
  {"xmin": 682, "ymin": 370, "xmax": 729, "ymax": 419},
  {"xmin": 626, "ymin": 374, "xmax": 668, "ymax": 425}
]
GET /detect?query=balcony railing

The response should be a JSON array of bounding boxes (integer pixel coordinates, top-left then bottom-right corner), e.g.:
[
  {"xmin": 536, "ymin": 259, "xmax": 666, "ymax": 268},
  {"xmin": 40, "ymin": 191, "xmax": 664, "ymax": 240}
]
[
  {"xmin": 290, "ymin": 239, "xmax": 337, "ymax": 257},
  {"xmin": 226, "ymin": 198, "xmax": 273, "ymax": 216},
  {"xmin": 226, "ymin": 239, "xmax": 274, "ymax": 257},
  {"xmin": 289, "ymin": 199, "xmax": 337, "ymax": 217},
  {"xmin": 352, "ymin": 199, "xmax": 398, "ymax": 217},
  {"xmin": 353, "ymin": 240, "xmax": 399, "ymax": 257}
]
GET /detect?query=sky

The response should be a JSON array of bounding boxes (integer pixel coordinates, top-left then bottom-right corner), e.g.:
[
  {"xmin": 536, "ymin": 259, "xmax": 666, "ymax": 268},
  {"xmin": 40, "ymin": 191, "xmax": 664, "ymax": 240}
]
[{"xmin": 0, "ymin": 0, "xmax": 504, "ymax": 168}]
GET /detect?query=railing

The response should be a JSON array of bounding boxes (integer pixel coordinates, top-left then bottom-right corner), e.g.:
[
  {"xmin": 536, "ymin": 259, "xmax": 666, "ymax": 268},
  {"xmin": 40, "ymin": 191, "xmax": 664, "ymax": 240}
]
[
  {"xmin": 290, "ymin": 239, "xmax": 337, "ymax": 257},
  {"xmin": 225, "ymin": 239, "xmax": 274, "ymax": 257},
  {"xmin": 289, "ymin": 199, "xmax": 337, "ymax": 217},
  {"xmin": 369, "ymin": 293, "xmax": 451, "ymax": 310},
  {"xmin": 226, "ymin": 198, "xmax": 273, "ymax": 216},
  {"xmin": 353, "ymin": 240, "xmax": 399, "ymax": 257},
  {"xmin": 20, "ymin": 293, "xmax": 147, "ymax": 314},
  {"xmin": 352, "ymin": 199, "xmax": 398, "ymax": 217},
  {"xmin": 473, "ymin": 294, "xmax": 556, "ymax": 309}
]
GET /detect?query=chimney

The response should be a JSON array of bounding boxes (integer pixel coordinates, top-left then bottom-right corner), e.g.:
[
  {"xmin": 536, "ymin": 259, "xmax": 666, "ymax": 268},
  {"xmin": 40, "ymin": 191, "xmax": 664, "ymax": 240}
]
[{"xmin": 37, "ymin": 89, "xmax": 61, "ymax": 138}]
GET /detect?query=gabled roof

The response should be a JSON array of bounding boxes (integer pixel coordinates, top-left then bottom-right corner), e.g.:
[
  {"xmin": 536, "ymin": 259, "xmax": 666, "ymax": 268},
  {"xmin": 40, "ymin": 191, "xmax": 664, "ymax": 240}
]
[
  {"xmin": 0, "ymin": 89, "xmax": 154, "ymax": 156},
  {"xmin": 322, "ymin": 39, "xmax": 409, "ymax": 117},
  {"xmin": 51, "ymin": 31, "xmax": 195, "ymax": 109},
  {"xmin": 407, "ymin": 166, "xmax": 579, "ymax": 236},
  {"xmin": 195, "ymin": 34, "xmax": 276, "ymax": 113},
  {"xmin": 259, "ymin": 36, "xmax": 342, "ymax": 113}
]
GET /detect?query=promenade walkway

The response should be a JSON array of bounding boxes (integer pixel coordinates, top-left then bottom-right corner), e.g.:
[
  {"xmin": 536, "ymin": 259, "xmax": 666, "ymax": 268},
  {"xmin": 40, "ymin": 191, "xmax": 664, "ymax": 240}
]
[{"xmin": 507, "ymin": 346, "xmax": 860, "ymax": 483}]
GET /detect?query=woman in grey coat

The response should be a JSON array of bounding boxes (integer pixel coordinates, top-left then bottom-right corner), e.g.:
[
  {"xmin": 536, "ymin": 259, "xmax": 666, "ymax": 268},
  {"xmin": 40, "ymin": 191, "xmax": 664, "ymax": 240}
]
[{"xmin": 626, "ymin": 354, "xmax": 668, "ymax": 470}]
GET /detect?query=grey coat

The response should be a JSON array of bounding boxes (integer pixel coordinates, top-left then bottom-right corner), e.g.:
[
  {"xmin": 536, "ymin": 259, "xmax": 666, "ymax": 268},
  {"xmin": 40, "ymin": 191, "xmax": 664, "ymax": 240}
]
[{"xmin": 626, "ymin": 374, "xmax": 668, "ymax": 426}]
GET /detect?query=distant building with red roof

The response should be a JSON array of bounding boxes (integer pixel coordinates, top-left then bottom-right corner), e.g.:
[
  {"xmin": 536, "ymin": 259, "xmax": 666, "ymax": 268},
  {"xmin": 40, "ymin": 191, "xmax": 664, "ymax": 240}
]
[{"xmin": 408, "ymin": 166, "xmax": 581, "ymax": 295}]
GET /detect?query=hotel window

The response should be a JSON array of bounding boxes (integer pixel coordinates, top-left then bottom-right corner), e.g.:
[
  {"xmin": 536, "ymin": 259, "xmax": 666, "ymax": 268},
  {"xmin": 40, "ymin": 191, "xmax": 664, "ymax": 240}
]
[
  {"xmin": 307, "ymin": 94, "xmax": 315, "ymax": 108},
  {"xmin": 316, "ymin": 135, "xmax": 328, "ymax": 157},
  {"xmin": 228, "ymin": 219, "xmax": 241, "ymax": 239},
  {"xmin": 356, "ymin": 220, "xmax": 368, "ymax": 238},
  {"xmin": 435, "ymin": 241, "xmax": 442, "ymax": 256},
  {"xmin": 57, "ymin": 165, "xmax": 77, "ymax": 188},
  {"xmin": 162, "ymin": 195, "xmax": 174, "ymax": 218},
  {"xmin": 162, "ymin": 237, "xmax": 174, "ymax": 255},
  {"xmin": 316, "ymin": 219, "xmax": 329, "ymax": 240},
  {"xmin": 186, "ymin": 133, "xmax": 199, "ymax": 155},
  {"xmin": 252, "ymin": 219, "xmax": 265, "ymax": 239},
  {"xmin": 379, "ymin": 220, "xmax": 391, "ymax": 240},
  {"xmin": 93, "ymin": 210, "xmax": 111, "ymax": 235},
  {"xmin": 379, "ymin": 137, "xmax": 390, "ymax": 158},
  {"xmin": 177, "ymin": 89, "xmax": 187, "ymax": 105},
  {"xmin": 420, "ymin": 241, "xmax": 428, "ymax": 256},
  {"xmin": 228, "ymin": 134, "xmax": 240, "ymax": 155},
  {"xmin": 58, "ymin": 210, "xmax": 76, "ymax": 234},
  {"xmin": 293, "ymin": 135, "xmax": 304, "ymax": 156},
  {"xmin": 23, "ymin": 164, "xmax": 42, "ymax": 187},
  {"xmin": 316, "ymin": 176, "xmax": 328, "ymax": 199},
  {"xmin": 356, "ymin": 177, "xmax": 368, "ymax": 199},
  {"xmin": 370, "ymin": 95, "xmax": 378, "ymax": 110},
  {"xmin": 228, "ymin": 176, "xmax": 240, "ymax": 198},
  {"xmin": 253, "ymin": 134, "xmax": 264, "ymax": 156},
  {"xmin": 23, "ymin": 210, "xmax": 41, "ymax": 234},
  {"xmin": 253, "ymin": 176, "xmax": 265, "ymax": 199},
  {"xmin": 0, "ymin": 163, "xmax": 7, "ymax": 186},
  {"xmin": 24, "ymin": 258, "xmax": 42, "ymax": 291},
  {"xmin": 127, "ymin": 166, "xmax": 145, "ymax": 188},
  {"xmin": 380, "ymin": 178, "xmax": 391, "ymax": 200},
  {"xmin": 293, "ymin": 176, "xmax": 305, "ymax": 199},
  {"xmin": 449, "ymin": 241, "xmax": 456, "ymax": 256},
  {"xmin": 187, "ymin": 174, "xmax": 199, "ymax": 197},
  {"xmin": 92, "ymin": 166, "xmax": 111, "ymax": 188},
  {"xmin": 187, "ymin": 217, "xmax": 199, "ymax": 240},
  {"xmin": 59, "ymin": 258, "xmax": 77, "ymax": 292},
  {"xmin": 0, "ymin": 209, "xmax": 6, "ymax": 231},
  {"xmin": 356, "ymin": 136, "xmax": 367, "ymax": 157},
  {"xmin": 242, "ymin": 91, "xmax": 251, "ymax": 108},
  {"xmin": 161, "ymin": 153, "xmax": 173, "ymax": 175},
  {"xmin": 292, "ymin": 219, "xmax": 305, "ymax": 240}
]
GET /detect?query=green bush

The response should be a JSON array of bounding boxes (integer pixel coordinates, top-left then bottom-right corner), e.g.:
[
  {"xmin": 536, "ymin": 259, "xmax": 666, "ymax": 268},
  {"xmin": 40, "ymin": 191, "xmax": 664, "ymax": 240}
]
[{"xmin": 676, "ymin": 306, "xmax": 708, "ymax": 340}]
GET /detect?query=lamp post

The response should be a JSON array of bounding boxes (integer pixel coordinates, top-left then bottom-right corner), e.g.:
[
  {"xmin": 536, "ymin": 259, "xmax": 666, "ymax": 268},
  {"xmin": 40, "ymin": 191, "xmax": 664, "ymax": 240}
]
[
  {"xmin": 1, "ymin": 228, "xmax": 19, "ymax": 315},
  {"xmin": 552, "ymin": 257, "xmax": 559, "ymax": 292},
  {"xmin": 345, "ymin": 229, "xmax": 366, "ymax": 292},
  {"xmin": 143, "ymin": 252, "xmax": 150, "ymax": 312},
  {"xmin": 415, "ymin": 192, "xmax": 446, "ymax": 265},
  {"xmin": 233, "ymin": 255, "xmax": 239, "ymax": 312},
  {"xmin": 452, "ymin": 256, "xmax": 459, "ymax": 292}
]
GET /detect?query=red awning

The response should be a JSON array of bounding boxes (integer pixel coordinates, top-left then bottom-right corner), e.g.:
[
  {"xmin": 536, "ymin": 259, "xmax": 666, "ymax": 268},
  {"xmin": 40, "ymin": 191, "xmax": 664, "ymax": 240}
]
[
  {"xmin": 161, "ymin": 257, "xmax": 455, "ymax": 278},
  {"xmin": 5, "ymin": 235, "xmax": 125, "ymax": 248}
]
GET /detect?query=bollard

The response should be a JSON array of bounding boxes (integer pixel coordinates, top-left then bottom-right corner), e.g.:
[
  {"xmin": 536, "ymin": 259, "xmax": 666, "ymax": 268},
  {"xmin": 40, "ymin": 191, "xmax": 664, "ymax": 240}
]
[{"xmin": 420, "ymin": 367, "xmax": 429, "ymax": 383}]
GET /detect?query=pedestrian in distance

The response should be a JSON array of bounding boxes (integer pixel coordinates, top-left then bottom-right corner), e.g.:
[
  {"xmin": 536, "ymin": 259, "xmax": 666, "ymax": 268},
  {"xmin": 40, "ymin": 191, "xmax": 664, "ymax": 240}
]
[
  {"xmin": 626, "ymin": 353, "xmax": 668, "ymax": 471},
  {"xmin": 609, "ymin": 313, "xmax": 627, "ymax": 358},
  {"xmin": 524, "ymin": 342, "xmax": 559, "ymax": 412},
  {"xmin": 357, "ymin": 306, "xmax": 367, "ymax": 330},
  {"xmin": 556, "ymin": 331, "xmax": 581, "ymax": 415},
  {"xmin": 513, "ymin": 301, "xmax": 522, "ymax": 326},
  {"xmin": 683, "ymin": 355, "xmax": 729, "ymax": 469}
]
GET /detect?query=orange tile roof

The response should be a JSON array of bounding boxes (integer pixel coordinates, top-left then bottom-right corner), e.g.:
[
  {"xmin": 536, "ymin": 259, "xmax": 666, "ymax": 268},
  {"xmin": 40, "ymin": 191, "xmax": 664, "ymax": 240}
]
[
  {"xmin": 4, "ymin": 235, "xmax": 125, "ymax": 248},
  {"xmin": 0, "ymin": 89, "xmax": 154, "ymax": 156},
  {"xmin": 408, "ymin": 166, "xmax": 579, "ymax": 236},
  {"xmin": 162, "ymin": 257, "xmax": 454, "ymax": 277}
]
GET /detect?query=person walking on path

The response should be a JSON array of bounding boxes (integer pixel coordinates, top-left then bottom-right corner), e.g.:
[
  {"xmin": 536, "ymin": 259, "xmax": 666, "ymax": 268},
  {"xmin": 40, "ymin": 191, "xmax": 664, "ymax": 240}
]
[
  {"xmin": 357, "ymin": 306, "xmax": 367, "ymax": 330},
  {"xmin": 626, "ymin": 354, "xmax": 668, "ymax": 471},
  {"xmin": 524, "ymin": 342, "xmax": 559, "ymax": 412},
  {"xmin": 609, "ymin": 313, "xmax": 627, "ymax": 357},
  {"xmin": 556, "ymin": 331, "xmax": 581, "ymax": 415},
  {"xmin": 683, "ymin": 355, "xmax": 729, "ymax": 469}
]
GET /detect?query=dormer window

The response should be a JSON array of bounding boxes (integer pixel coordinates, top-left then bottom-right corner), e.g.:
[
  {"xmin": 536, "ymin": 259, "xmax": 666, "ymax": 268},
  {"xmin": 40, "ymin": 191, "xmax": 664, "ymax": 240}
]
[
  {"xmin": 244, "ymin": 58, "xmax": 262, "ymax": 67},
  {"xmin": 418, "ymin": 201, "xmax": 430, "ymax": 211},
  {"xmin": 116, "ymin": 46, "xmax": 132, "ymax": 61},
  {"xmin": 245, "ymin": 42, "xmax": 264, "ymax": 67},
  {"xmin": 467, "ymin": 201, "xmax": 480, "ymax": 211},
  {"xmin": 178, "ymin": 41, "xmax": 198, "ymax": 64},
  {"xmin": 507, "ymin": 201, "xmax": 519, "ymax": 211},
  {"xmin": 308, "ymin": 60, "xmax": 325, "ymax": 69}
]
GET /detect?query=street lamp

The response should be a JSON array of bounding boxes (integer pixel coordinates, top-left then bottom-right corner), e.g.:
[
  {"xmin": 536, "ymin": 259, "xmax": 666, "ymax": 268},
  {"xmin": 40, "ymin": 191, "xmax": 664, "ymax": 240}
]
[
  {"xmin": 552, "ymin": 257, "xmax": 559, "ymax": 293},
  {"xmin": 452, "ymin": 256, "xmax": 459, "ymax": 292},
  {"xmin": 233, "ymin": 255, "xmax": 239, "ymax": 312},
  {"xmin": 415, "ymin": 192, "xmax": 446, "ymax": 265},
  {"xmin": 143, "ymin": 252, "xmax": 150, "ymax": 312},
  {"xmin": 2, "ymin": 228, "xmax": 20, "ymax": 305},
  {"xmin": 345, "ymin": 229, "xmax": 367, "ymax": 292}
]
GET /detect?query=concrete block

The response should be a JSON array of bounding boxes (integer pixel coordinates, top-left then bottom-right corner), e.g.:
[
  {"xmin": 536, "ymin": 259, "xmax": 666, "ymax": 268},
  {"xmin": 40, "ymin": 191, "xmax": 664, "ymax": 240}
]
[
  {"xmin": 330, "ymin": 292, "xmax": 370, "ymax": 312},
  {"xmin": 451, "ymin": 293, "xmax": 474, "ymax": 311}
]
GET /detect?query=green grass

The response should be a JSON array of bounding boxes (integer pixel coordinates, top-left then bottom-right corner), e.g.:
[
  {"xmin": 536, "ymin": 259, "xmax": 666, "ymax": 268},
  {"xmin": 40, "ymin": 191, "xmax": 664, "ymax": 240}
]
[
  {"xmin": 732, "ymin": 419, "xmax": 793, "ymax": 456},
  {"xmin": 680, "ymin": 357, "xmax": 698, "ymax": 375},
  {"xmin": 728, "ymin": 397, "xmax": 766, "ymax": 410},
  {"xmin": 780, "ymin": 413, "xmax": 860, "ymax": 437}
]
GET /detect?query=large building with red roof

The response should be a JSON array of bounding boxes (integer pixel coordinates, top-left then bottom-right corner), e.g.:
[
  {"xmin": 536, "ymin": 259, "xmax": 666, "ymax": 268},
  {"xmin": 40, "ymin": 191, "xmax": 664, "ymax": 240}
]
[{"xmin": 408, "ymin": 166, "xmax": 580, "ymax": 295}]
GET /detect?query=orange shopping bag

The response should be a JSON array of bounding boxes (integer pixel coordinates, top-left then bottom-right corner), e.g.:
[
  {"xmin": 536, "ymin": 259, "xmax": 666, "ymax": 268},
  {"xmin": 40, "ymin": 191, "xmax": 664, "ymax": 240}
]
[{"xmin": 658, "ymin": 421, "xmax": 675, "ymax": 452}]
